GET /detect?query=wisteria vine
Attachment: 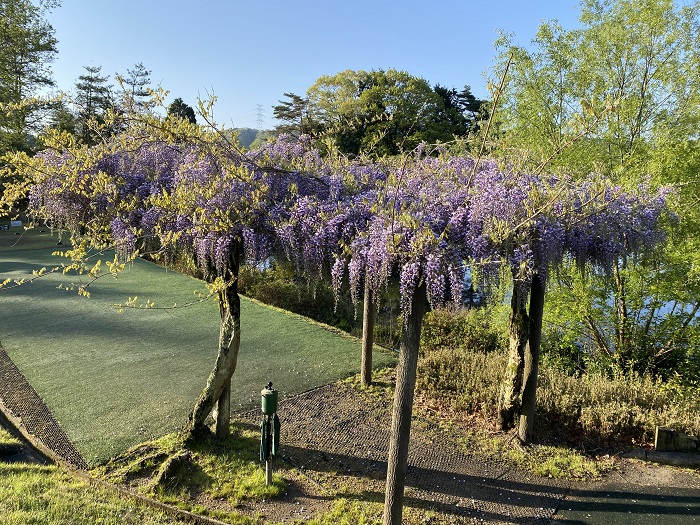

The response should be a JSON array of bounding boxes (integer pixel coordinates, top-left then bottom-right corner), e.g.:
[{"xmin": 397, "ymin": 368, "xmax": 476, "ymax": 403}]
[{"xmin": 22, "ymin": 134, "xmax": 671, "ymax": 321}]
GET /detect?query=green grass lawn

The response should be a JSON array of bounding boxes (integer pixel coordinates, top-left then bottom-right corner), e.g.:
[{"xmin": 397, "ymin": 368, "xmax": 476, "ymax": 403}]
[
  {"xmin": 0, "ymin": 462, "xmax": 195, "ymax": 525},
  {"xmin": 0, "ymin": 228, "xmax": 395, "ymax": 465}
]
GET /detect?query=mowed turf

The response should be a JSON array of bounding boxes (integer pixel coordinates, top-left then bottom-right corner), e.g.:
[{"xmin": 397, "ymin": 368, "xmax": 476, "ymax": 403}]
[{"xmin": 0, "ymin": 228, "xmax": 395, "ymax": 465}]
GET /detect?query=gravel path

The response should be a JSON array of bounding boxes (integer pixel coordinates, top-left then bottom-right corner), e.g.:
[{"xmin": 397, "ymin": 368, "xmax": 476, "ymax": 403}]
[{"xmin": 235, "ymin": 381, "xmax": 571, "ymax": 524}]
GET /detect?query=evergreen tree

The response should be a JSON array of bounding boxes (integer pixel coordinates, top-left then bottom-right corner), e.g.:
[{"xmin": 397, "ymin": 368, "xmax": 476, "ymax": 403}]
[
  {"xmin": 166, "ymin": 97, "xmax": 196, "ymax": 124},
  {"xmin": 118, "ymin": 62, "xmax": 151, "ymax": 111},
  {"xmin": 306, "ymin": 69, "xmax": 441, "ymax": 156},
  {"xmin": 47, "ymin": 100, "xmax": 77, "ymax": 136},
  {"xmin": 0, "ymin": 0, "xmax": 58, "ymax": 153},
  {"xmin": 272, "ymin": 92, "xmax": 316, "ymax": 138},
  {"xmin": 431, "ymin": 84, "xmax": 486, "ymax": 139},
  {"xmin": 74, "ymin": 65, "xmax": 113, "ymax": 145}
]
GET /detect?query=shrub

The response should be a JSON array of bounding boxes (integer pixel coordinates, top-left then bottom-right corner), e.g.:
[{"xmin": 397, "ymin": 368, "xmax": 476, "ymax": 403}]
[
  {"xmin": 416, "ymin": 304, "xmax": 700, "ymax": 449},
  {"xmin": 417, "ymin": 347, "xmax": 507, "ymax": 419},
  {"xmin": 537, "ymin": 368, "xmax": 700, "ymax": 447},
  {"xmin": 540, "ymin": 329, "xmax": 587, "ymax": 376},
  {"xmin": 420, "ymin": 307, "xmax": 506, "ymax": 355}
]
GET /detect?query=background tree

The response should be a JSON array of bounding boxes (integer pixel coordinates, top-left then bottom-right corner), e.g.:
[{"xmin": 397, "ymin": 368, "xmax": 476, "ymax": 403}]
[
  {"xmin": 431, "ymin": 84, "xmax": 486, "ymax": 139},
  {"xmin": 304, "ymin": 69, "xmax": 484, "ymax": 156},
  {"xmin": 0, "ymin": 0, "xmax": 58, "ymax": 154},
  {"xmin": 74, "ymin": 65, "xmax": 113, "ymax": 146},
  {"xmin": 272, "ymin": 92, "xmax": 316, "ymax": 138},
  {"xmin": 491, "ymin": 0, "xmax": 700, "ymax": 378},
  {"xmin": 166, "ymin": 97, "xmax": 196, "ymax": 124},
  {"xmin": 47, "ymin": 99, "xmax": 76, "ymax": 136},
  {"xmin": 117, "ymin": 62, "xmax": 152, "ymax": 111}
]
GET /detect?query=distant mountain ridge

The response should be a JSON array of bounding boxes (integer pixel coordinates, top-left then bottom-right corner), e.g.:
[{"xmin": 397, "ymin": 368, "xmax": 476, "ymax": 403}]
[{"xmin": 232, "ymin": 127, "xmax": 271, "ymax": 149}]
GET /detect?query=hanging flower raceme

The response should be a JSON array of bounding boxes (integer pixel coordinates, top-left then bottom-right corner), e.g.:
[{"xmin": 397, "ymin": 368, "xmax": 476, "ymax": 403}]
[
  {"xmin": 273, "ymin": 153, "xmax": 387, "ymax": 288},
  {"xmin": 563, "ymin": 177, "xmax": 673, "ymax": 273},
  {"xmin": 339, "ymin": 154, "xmax": 489, "ymax": 321}
]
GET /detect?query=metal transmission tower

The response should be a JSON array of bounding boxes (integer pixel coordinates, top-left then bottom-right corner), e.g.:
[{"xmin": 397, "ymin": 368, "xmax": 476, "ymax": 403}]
[{"xmin": 255, "ymin": 104, "xmax": 264, "ymax": 130}]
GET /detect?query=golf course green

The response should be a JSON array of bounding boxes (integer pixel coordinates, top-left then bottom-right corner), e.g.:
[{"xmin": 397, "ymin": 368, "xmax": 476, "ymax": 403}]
[{"xmin": 0, "ymin": 228, "xmax": 394, "ymax": 464}]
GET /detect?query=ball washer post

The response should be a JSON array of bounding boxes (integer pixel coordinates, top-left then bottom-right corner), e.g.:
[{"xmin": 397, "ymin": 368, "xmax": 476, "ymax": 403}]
[{"xmin": 260, "ymin": 382, "xmax": 280, "ymax": 486}]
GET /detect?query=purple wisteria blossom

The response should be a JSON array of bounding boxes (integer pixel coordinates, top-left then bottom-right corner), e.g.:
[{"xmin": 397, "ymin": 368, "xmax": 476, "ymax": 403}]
[{"xmin": 28, "ymin": 134, "xmax": 670, "ymax": 323}]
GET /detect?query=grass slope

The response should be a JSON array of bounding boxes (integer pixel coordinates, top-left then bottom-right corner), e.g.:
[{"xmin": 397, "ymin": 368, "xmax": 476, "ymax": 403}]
[{"xmin": 0, "ymin": 229, "xmax": 394, "ymax": 464}]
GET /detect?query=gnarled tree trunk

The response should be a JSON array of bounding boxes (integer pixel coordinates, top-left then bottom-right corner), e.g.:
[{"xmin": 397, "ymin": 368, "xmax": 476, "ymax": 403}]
[
  {"xmin": 383, "ymin": 281, "xmax": 427, "ymax": 525},
  {"xmin": 518, "ymin": 273, "xmax": 545, "ymax": 443},
  {"xmin": 498, "ymin": 277, "xmax": 530, "ymax": 431},
  {"xmin": 186, "ymin": 252, "xmax": 241, "ymax": 438}
]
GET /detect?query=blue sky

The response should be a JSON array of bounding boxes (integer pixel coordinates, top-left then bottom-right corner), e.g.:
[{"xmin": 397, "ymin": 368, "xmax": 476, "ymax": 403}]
[{"xmin": 46, "ymin": 1, "xmax": 581, "ymax": 129}]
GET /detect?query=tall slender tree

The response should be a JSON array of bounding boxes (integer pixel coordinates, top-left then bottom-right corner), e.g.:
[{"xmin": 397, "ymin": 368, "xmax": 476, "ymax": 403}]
[
  {"xmin": 118, "ymin": 62, "xmax": 152, "ymax": 112},
  {"xmin": 0, "ymin": 0, "xmax": 58, "ymax": 153},
  {"xmin": 74, "ymin": 65, "xmax": 113, "ymax": 146},
  {"xmin": 492, "ymin": 0, "xmax": 700, "ymax": 377}
]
